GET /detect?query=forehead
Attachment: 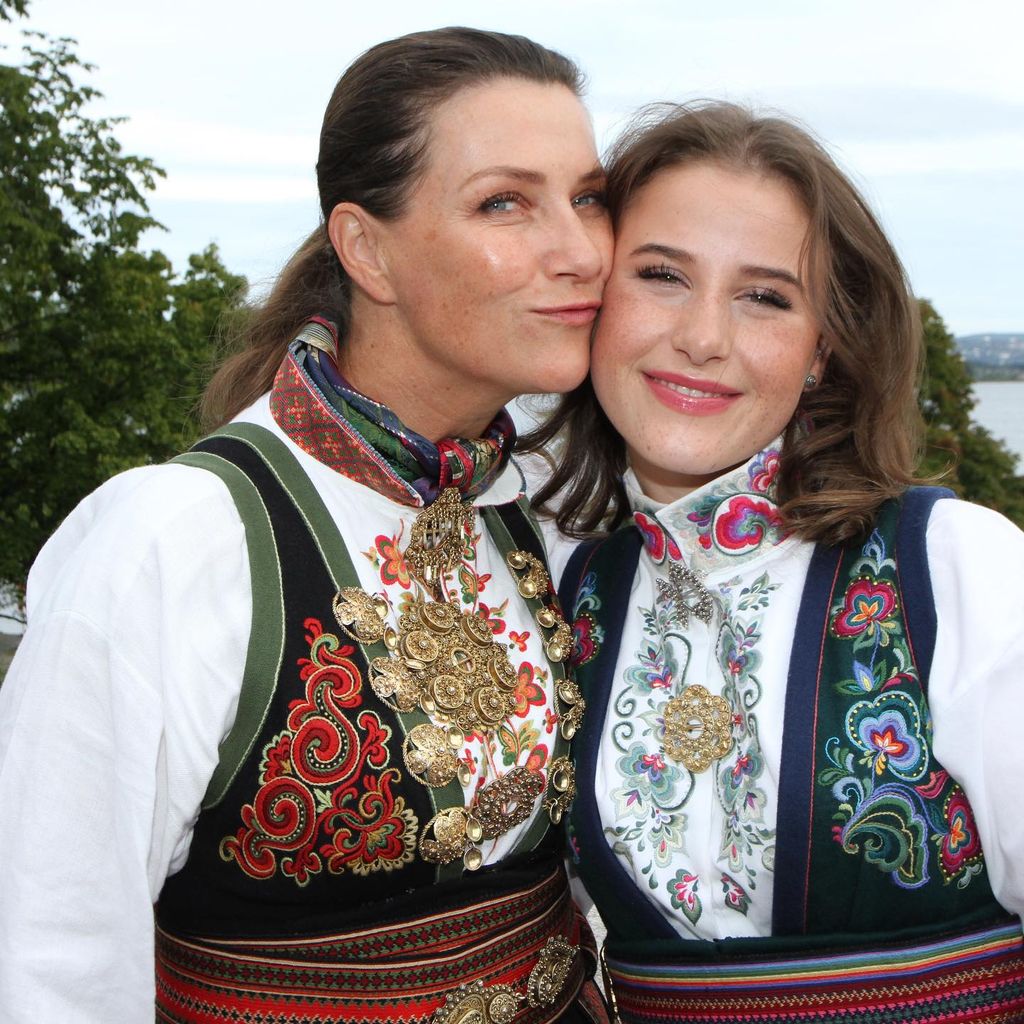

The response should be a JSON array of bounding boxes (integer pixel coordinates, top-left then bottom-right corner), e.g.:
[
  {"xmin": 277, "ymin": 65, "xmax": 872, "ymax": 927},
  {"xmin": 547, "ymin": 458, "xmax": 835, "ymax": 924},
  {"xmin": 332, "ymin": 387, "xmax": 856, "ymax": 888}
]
[
  {"xmin": 419, "ymin": 78, "xmax": 597, "ymax": 180},
  {"xmin": 618, "ymin": 159, "xmax": 811, "ymax": 262}
]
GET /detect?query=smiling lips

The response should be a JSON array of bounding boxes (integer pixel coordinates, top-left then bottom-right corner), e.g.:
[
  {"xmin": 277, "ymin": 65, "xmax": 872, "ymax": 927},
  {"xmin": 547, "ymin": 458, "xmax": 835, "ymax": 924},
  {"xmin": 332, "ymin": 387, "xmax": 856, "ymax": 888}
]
[
  {"xmin": 644, "ymin": 370, "xmax": 739, "ymax": 414},
  {"xmin": 534, "ymin": 302, "xmax": 602, "ymax": 327}
]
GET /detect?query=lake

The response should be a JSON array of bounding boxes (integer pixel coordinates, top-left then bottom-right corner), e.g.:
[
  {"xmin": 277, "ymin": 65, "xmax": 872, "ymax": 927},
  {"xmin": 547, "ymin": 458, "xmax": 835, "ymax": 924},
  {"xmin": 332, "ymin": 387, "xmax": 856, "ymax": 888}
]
[{"xmin": 971, "ymin": 381, "xmax": 1024, "ymax": 462}]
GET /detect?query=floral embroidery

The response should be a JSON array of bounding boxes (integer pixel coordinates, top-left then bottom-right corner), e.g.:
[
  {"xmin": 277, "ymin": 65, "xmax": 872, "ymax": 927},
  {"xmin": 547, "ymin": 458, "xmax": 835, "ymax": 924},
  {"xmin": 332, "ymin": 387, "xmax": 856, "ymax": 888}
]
[
  {"xmin": 513, "ymin": 662, "xmax": 546, "ymax": 716},
  {"xmin": 634, "ymin": 511, "xmax": 683, "ymax": 564},
  {"xmin": 747, "ymin": 449, "xmax": 780, "ymax": 494},
  {"xmin": 711, "ymin": 495, "xmax": 786, "ymax": 553},
  {"xmin": 831, "ymin": 577, "xmax": 898, "ymax": 640},
  {"xmin": 667, "ymin": 441, "xmax": 785, "ymax": 556},
  {"xmin": 846, "ymin": 691, "xmax": 926, "ymax": 780},
  {"xmin": 668, "ymin": 870, "xmax": 702, "ymax": 924},
  {"xmin": 508, "ymin": 630, "xmax": 530, "ymax": 652},
  {"xmin": 479, "ymin": 598, "xmax": 508, "ymax": 636},
  {"xmin": 363, "ymin": 529, "xmax": 412, "ymax": 589},
  {"xmin": 819, "ymin": 525, "xmax": 983, "ymax": 891},
  {"xmin": 570, "ymin": 571, "xmax": 604, "ymax": 669},
  {"xmin": 721, "ymin": 873, "xmax": 751, "ymax": 915},
  {"xmin": 221, "ymin": 618, "xmax": 416, "ymax": 884}
]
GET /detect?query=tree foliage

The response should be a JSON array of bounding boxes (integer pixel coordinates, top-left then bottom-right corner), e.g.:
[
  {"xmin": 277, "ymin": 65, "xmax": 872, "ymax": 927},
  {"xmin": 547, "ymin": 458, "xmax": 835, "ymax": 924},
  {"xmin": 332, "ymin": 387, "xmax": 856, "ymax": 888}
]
[
  {"xmin": 0, "ymin": 30, "xmax": 246, "ymax": 616},
  {"xmin": 918, "ymin": 298, "xmax": 1024, "ymax": 527}
]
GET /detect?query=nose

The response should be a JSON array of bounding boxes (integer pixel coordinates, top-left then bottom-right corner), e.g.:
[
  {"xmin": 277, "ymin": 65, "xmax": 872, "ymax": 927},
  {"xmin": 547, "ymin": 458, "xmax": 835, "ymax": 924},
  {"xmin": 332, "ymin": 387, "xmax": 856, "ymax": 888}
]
[
  {"xmin": 672, "ymin": 292, "xmax": 733, "ymax": 365},
  {"xmin": 545, "ymin": 204, "xmax": 612, "ymax": 283}
]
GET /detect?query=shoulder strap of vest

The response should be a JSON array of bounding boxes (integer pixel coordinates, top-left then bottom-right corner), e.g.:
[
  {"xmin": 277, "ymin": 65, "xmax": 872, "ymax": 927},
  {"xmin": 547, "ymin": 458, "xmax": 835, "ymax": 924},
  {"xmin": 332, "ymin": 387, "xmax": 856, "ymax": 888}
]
[{"xmin": 895, "ymin": 485, "xmax": 954, "ymax": 688}]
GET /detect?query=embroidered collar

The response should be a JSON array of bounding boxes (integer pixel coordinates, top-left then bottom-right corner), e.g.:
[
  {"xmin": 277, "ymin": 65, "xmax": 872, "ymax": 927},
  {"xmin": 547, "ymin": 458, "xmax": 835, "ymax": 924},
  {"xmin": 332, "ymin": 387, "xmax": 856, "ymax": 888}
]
[
  {"xmin": 269, "ymin": 319, "xmax": 520, "ymax": 508},
  {"xmin": 625, "ymin": 441, "xmax": 790, "ymax": 572}
]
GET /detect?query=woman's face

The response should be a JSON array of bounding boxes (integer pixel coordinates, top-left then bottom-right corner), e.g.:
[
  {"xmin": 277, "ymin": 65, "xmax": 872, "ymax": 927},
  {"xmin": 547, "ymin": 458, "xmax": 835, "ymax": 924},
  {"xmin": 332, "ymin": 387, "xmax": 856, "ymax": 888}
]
[
  {"xmin": 370, "ymin": 78, "xmax": 612, "ymax": 435},
  {"xmin": 591, "ymin": 161, "xmax": 826, "ymax": 503}
]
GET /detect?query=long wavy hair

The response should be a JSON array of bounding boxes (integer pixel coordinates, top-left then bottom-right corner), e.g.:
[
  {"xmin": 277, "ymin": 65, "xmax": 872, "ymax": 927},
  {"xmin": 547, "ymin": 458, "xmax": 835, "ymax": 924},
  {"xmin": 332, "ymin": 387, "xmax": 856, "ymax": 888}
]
[
  {"xmin": 199, "ymin": 27, "xmax": 583, "ymax": 431},
  {"xmin": 523, "ymin": 101, "xmax": 926, "ymax": 546}
]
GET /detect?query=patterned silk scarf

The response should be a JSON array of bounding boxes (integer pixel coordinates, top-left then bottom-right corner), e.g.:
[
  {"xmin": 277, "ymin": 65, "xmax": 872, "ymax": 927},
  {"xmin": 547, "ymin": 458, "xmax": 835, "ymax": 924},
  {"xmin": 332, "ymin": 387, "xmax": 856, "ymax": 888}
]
[{"xmin": 268, "ymin": 318, "xmax": 516, "ymax": 507}]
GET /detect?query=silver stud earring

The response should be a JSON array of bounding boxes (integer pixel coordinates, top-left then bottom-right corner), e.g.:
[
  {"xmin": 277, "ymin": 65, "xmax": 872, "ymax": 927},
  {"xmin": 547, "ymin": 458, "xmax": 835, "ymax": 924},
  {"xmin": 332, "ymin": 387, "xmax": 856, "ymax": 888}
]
[{"xmin": 803, "ymin": 374, "xmax": 818, "ymax": 391}]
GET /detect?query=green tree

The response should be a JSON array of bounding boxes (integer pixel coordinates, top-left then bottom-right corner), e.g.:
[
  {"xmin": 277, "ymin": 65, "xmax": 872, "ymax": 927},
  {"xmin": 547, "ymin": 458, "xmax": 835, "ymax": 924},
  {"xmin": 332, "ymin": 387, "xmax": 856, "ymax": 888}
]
[
  {"xmin": 919, "ymin": 298, "xmax": 1024, "ymax": 526},
  {"xmin": 0, "ymin": 29, "xmax": 246, "ymax": 620}
]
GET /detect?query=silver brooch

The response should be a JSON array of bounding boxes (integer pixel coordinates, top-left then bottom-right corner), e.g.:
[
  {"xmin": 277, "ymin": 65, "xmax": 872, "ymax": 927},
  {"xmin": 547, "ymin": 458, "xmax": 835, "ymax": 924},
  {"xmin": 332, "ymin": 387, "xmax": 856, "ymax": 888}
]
[{"xmin": 656, "ymin": 561, "xmax": 716, "ymax": 628}]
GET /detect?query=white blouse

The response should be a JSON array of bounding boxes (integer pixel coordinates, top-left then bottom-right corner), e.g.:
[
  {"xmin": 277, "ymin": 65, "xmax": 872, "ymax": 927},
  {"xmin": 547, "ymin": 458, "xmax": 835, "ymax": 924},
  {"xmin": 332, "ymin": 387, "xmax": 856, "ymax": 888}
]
[
  {"xmin": 0, "ymin": 395, "xmax": 566, "ymax": 1023},
  {"xmin": 576, "ymin": 450, "xmax": 1024, "ymax": 941}
]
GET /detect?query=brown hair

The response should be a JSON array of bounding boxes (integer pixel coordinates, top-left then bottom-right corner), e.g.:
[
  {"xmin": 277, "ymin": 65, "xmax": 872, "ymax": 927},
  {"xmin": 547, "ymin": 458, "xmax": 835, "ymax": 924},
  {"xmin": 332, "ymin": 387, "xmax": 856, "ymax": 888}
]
[
  {"xmin": 523, "ymin": 101, "xmax": 926, "ymax": 546},
  {"xmin": 199, "ymin": 27, "xmax": 583, "ymax": 430}
]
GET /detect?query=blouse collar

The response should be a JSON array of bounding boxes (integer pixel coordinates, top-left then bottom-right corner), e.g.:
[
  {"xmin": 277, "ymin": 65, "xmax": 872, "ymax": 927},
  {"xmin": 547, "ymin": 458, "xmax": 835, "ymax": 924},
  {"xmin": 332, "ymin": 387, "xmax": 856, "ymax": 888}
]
[{"xmin": 625, "ymin": 440, "xmax": 791, "ymax": 573}]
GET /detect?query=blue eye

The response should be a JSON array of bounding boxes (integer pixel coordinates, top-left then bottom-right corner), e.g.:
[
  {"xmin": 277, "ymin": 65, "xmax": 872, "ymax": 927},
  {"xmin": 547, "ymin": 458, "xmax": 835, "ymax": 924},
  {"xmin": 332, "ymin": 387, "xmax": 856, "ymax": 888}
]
[
  {"xmin": 479, "ymin": 192, "xmax": 520, "ymax": 213},
  {"xmin": 572, "ymin": 190, "xmax": 606, "ymax": 209}
]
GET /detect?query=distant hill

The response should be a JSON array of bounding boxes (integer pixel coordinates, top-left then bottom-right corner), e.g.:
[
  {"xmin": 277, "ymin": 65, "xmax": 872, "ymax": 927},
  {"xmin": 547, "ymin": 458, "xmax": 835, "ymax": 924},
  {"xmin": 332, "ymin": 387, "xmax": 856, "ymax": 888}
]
[{"xmin": 956, "ymin": 333, "xmax": 1024, "ymax": 380}]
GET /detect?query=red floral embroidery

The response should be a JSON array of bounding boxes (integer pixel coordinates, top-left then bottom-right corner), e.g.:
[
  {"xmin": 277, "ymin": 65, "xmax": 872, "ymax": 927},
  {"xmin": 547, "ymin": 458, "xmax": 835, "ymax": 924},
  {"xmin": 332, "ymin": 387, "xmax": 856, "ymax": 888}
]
[
  {"xmin": 513, "ymin": 662, "xmax": 546, "ymax": 716},
  {"xmin": 634, "ymin": 512, "xmax": 682, "ymax": 564},
  {"xmin": 374, "ymin": 533, "xmax": 411, "ymax": 589},
  {"xmin": 712, "ymin": 495, "xmax": 785, "ymax": 552},
  {"xmin": 508, "ymin": 630, "xmax": 530, "ymax": 652},
  {"xmin": 832, "ymin": 578, "xmax": 898, "ymax": 638},
  {"xmin": 220, "ymin": 618, "xmax": 417, "ymax": 885},
  {"xmin": 479, "ymin": 599, "xmax": 508, "ymax": 637}
]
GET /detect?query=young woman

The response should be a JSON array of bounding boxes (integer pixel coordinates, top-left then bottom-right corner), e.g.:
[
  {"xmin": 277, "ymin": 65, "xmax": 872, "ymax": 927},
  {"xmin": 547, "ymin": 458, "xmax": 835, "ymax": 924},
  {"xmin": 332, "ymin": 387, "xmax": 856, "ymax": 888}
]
[
  {"xmin": 530, "ymin": 102, "xmax": 1024, "ymax": 1022},
  {"xmin": 0, "ymin": 29, "xmax": 612, "ymax": 1023}
]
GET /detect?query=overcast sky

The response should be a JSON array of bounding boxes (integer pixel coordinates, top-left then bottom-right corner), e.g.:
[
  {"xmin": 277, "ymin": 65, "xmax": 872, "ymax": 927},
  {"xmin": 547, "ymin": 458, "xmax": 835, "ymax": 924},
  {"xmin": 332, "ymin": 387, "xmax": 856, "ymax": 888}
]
[{"xmin": 5, "ymin": 0, "xmax": 1023, "ymax": 335}]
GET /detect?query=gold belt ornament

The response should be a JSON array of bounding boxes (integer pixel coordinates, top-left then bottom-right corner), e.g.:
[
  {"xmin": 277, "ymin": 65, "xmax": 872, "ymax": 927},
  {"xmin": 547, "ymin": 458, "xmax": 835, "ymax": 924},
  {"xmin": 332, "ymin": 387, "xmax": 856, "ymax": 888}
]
[{"xmin": 430, "ymin": 936, "xmax": 578, "ymax": 1024}]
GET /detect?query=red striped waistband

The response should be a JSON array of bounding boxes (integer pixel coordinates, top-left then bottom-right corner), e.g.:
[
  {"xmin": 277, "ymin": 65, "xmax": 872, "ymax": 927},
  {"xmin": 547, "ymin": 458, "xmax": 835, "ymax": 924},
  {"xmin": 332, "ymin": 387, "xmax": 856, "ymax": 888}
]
[
  {"xmin": 156, "ymin": 862, "xmax": 602, "ymax": 1024},
  {"xmin": 603, "ymin": 918, "xmax": 1024, "ymax": 1024}
]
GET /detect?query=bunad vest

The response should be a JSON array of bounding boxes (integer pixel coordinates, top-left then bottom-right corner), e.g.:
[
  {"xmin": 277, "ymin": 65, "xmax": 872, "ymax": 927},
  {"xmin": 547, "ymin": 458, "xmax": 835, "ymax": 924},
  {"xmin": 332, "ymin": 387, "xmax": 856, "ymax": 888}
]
[
  {"xmin": 153, "ymin": 349, "xmax": 608, "ymax": 1024},
  {"xmin": 559, "ymin": 488, "xmax": 1024, "ymax": 1024}
]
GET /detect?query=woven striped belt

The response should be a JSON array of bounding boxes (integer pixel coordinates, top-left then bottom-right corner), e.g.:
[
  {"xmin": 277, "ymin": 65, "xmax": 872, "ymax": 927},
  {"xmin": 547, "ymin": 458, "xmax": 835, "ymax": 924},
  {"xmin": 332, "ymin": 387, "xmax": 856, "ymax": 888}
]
[
  {"xmin": 156, "ymin": 862, "xmax": 601, "ymax": 1024},
  {"xmin": 602, "ymin": 918, "xmax": 1024, "ymax": 1024}
]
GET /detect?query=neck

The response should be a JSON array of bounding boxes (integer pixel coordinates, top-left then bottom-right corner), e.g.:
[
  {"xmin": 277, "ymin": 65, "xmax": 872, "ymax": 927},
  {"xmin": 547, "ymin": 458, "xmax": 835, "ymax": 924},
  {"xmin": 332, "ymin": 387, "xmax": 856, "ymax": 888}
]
[{"xmin": 337, "ymin": 313, "xmax": 505, "ymax": 442}]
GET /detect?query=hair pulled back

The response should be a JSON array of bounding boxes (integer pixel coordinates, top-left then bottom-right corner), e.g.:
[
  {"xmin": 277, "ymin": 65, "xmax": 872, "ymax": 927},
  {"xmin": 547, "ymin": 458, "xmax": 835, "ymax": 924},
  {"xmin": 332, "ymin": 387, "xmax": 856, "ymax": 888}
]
[
  {"xmin": 200, "ymin": 27, "xmax": 583, "ymax": 429},
  {"xmin": 524, "ymin": 100, "xmax": 926, "ymax": 546}
]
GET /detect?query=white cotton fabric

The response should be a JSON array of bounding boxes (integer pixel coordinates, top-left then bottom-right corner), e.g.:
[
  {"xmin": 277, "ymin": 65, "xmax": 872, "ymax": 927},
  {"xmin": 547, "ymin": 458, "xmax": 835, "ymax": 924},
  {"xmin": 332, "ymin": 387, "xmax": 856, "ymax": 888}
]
[{"xmin": 0, "ymin": 395, "xmax": 553, "ymax": 1023}]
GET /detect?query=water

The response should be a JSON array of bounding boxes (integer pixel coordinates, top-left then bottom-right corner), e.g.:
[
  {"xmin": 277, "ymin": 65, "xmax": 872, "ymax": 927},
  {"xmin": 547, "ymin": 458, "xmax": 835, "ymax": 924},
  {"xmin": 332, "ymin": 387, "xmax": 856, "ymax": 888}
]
[{"xmin": 971, "ymin": 381, "xmax": 1024, "ymax": 462}]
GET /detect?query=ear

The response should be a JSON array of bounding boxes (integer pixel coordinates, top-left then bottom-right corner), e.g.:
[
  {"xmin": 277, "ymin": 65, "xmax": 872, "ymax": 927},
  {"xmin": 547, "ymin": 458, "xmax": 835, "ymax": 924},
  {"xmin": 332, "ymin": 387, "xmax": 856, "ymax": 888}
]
[
  {"xmin": 327, "ymin": 202, "xmax": 396, "ymax": 304},
  {"xmin": 811, "ymin": 337, "xmax": 830, "ymax": 378}
]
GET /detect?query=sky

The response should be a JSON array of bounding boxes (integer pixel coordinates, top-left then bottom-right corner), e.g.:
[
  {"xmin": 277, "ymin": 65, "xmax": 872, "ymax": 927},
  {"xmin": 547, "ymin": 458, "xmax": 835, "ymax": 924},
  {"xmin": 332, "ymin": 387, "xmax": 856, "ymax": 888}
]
[{"xmin": 3, "ymin": 0, "xmax": 1023, "ymax": 336}]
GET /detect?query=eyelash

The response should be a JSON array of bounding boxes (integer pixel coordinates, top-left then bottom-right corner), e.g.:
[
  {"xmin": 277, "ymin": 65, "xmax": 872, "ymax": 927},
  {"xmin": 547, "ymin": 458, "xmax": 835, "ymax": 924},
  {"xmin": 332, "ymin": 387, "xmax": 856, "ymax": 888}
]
[
  {"xmin": 747, "ymin": 287, "xmax": 792, "ymax": 310},
  {"xmin": 573, "ymin": 189, "xmax": 606, "ymax": 209},
  {"xmin": 479, "ymin": 191, "xmax": 520, "ymax": 213},
  {"xmin": 637, "ymin": 263, "xmax": 683, "ymax": 283},
  {"xmin": 636, "ymin": 265, "xmax": 793, "ymax": 310}
]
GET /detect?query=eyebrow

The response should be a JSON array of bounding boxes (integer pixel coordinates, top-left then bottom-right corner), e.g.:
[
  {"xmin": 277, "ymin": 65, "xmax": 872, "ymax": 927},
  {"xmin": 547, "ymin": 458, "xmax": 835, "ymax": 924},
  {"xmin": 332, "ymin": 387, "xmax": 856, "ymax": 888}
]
[
  {"xmin": 463, "ymin": 163, "xmax": 606, "ymax": 189},
  {"xmin": 630, "ymin": 243, "xmax": 804, "ymax": 291}
]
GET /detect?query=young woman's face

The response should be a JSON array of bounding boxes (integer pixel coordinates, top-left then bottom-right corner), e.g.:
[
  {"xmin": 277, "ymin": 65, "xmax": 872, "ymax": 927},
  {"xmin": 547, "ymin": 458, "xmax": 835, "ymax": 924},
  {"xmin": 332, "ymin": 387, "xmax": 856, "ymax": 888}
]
[
  {"xmin": 591, "ymin": 162, "xmax": 826, "ymax": 502},
  {"xmin": 373, "ymin": 78, "xmax": 612, "ymax": 433}
]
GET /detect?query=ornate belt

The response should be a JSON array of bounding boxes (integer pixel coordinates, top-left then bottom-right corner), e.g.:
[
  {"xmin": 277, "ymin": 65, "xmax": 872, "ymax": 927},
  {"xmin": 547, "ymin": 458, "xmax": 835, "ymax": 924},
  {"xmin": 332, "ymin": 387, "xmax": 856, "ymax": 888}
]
[
  {"xmin": 602, "ymin": 917, "xmax": 1024, "ymax": 1023},
  {"xmin": 156, "ymin": 862, "xmax": 604, "ymax": 1024}
]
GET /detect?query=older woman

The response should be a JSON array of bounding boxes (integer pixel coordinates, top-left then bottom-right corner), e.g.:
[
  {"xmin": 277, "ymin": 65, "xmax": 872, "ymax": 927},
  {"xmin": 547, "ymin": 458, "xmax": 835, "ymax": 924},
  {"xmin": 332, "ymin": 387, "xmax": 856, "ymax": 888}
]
[
  {"xmin": 531, "ymin": 102, "xmax": 1024, "ymax": 1022},
  {"xmin": 0, "ymin": 28, "xmax": 612, "ymax": 1023}
]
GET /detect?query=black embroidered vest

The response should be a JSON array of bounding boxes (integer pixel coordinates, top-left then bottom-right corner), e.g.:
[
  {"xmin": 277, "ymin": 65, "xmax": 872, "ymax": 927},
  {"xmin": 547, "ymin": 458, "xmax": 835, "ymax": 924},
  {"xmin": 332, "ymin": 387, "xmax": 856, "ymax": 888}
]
[{"xmin": 156, "ymin": 425, "xmax": 568, "ymax": 939}]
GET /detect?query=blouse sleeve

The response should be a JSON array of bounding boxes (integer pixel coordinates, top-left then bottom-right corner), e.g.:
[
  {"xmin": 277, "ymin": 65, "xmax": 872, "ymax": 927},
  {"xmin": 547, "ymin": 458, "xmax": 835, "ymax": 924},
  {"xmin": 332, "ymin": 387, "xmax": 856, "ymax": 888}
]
[
  {"xmin": 0, "ymin": 463, "xmax": 250, "ymax": 1022},
  {"xmin": 926, "ymin": 497, "xmax": 1024, "ymax": 917}
]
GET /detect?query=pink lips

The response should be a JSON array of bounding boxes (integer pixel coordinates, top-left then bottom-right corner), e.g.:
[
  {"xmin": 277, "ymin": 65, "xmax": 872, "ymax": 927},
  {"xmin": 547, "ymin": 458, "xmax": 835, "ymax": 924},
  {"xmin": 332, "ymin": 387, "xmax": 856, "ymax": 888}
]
[
  {"xmin": 643, "ymin": 370, "xmax": 739, "ymax": 415},
  {"xmin": 533, "ymin": 302, "xmax": 601, "ymax": 327}
]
